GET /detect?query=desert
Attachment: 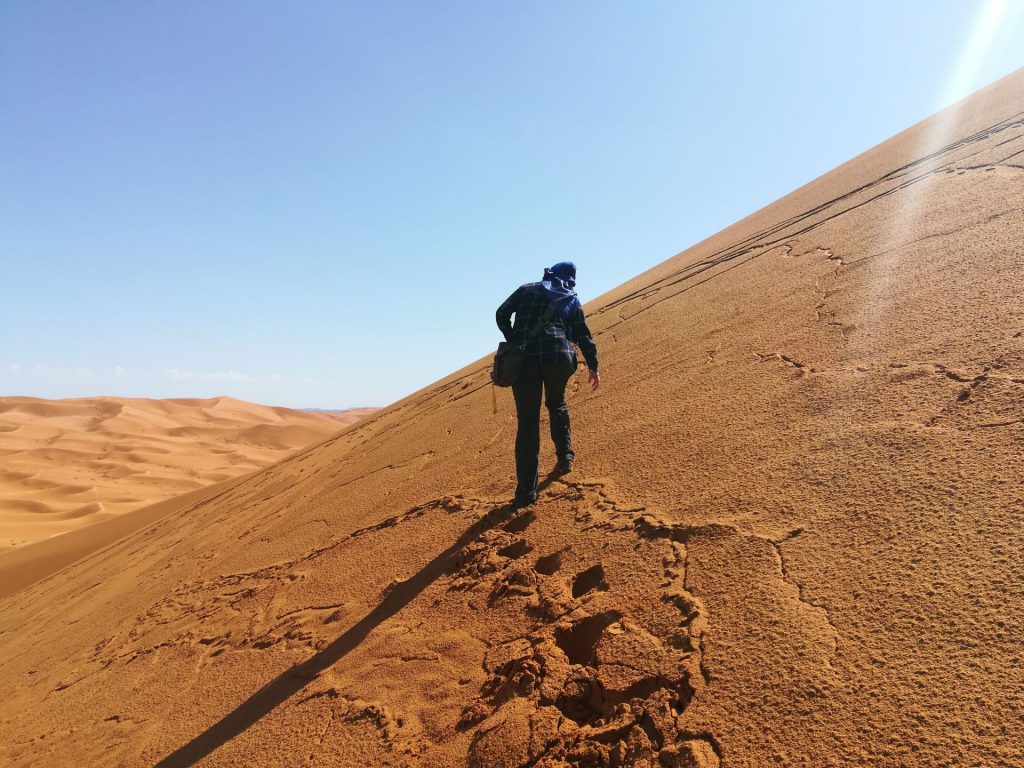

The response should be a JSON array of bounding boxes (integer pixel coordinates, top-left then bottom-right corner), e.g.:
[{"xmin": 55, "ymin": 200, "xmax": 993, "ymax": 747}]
[
  {"xmin": 0, "ymin": 67, "xmax": 1021, "ymax": 768},
  {"xmin": 0, "ymin": 395, "xmax": 372, "ymax": 551}
]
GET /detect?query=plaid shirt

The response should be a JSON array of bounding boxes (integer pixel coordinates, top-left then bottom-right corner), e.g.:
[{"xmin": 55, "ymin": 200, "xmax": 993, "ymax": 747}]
[{"xmin": 496, "ymin": 282, "xmax": 599, "ymax": 372}]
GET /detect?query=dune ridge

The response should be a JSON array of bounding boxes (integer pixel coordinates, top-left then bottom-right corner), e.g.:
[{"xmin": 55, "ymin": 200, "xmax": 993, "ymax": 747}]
[
  {"xmin": 1, "ymin": 71, "xmax": 1022, "ymax": 766},
  {"xmin": 305, "ymin": 408, "xmax": 379, "ymax": 425},
  {"xmin": 0, "ymin": 396, "xmax": 374, "ymax": 550}
]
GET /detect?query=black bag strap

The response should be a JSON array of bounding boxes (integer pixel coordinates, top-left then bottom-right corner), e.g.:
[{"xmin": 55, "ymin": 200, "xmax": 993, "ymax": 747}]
[
  {"xmin": 519, "ymin": 304, "xmax": 557, "ymax": 349},
  {"xmin": 529, "ymin": 304, "xmax": 557, "ymax": 337}
]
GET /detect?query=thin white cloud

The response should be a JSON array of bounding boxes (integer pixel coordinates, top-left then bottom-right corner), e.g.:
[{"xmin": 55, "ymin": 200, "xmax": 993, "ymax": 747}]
[
  {"xmin": 165, "ymin": 368, "xmax": 257, "ymax": 383},
  {"xmin": 4, "ymin": 363, "xmax": 303, "ymax": 387},
  {"xmin": 7, "ymin": 364, "xmax": 117, "ymax": 380}
]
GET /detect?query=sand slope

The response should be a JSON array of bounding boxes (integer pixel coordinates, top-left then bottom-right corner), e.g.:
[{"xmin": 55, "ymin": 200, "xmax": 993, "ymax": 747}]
[
  {"xmin": 0, "ymin": 396, "xmax": 372, "ymax": 550},
  {"xmin": 305, "ymin": 408, "xmax": 379, "ymax": 426},
  {"xmin": 1, "ymin": 72, "xmax": 1022, "ymax": 767},
  {"xmin": 0, "ymin": 476, "xmax": 249, "ymax": 600}
]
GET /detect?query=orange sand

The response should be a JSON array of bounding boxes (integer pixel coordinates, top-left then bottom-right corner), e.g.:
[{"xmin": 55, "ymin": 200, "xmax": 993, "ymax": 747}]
[
  {"xmin": 0, "ymin": 477, "xmax": 246, "ymax": 600},
  {"xmin": 309, "ymin": 408, "xmax": 379, "ymax": 426},
  {"xmin": 0, "ymin": 72, "xmax": 1022, "ymax": 767},
  {"xmin": 0, "ymin": 396, "xmax": 373, "ymax": 550}
]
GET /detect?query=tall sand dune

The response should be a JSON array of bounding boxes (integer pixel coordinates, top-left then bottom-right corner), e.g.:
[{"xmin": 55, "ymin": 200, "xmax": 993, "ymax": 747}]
[
  {"xmin": 1, "ymin": 72, "xmax": 1022, "ymax": 767},
  {"xmin": 0, "ymin": 396, "xmax": 374, "ymax": 550}
]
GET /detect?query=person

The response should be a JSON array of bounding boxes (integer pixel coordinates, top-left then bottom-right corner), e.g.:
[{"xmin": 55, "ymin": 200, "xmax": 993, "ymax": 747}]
[{"xmin": 495, "ymin": 261, "xmax": 600, "ymax": 508}]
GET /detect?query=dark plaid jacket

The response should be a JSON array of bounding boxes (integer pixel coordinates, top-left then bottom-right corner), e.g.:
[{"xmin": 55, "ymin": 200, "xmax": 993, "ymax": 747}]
[{"xmin": 496, "ymin": 282, "xmax": 599, "ymax": 372}]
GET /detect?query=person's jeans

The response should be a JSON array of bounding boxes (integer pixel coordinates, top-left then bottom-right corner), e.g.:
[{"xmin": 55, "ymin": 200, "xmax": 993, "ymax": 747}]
[{"xmin": 511, "ymin": 359, "xmax": 576, "ymax": 500}]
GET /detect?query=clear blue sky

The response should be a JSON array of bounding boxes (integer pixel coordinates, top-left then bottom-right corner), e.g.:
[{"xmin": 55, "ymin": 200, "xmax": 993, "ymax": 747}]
[{"xmin": 2, "ymin": 2, "xmax": 1022, "ymax": 409}]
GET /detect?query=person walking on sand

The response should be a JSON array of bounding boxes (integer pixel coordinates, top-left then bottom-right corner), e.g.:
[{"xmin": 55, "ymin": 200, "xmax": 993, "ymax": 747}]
[{"xmin": 496, "ymin": 262, "xmax": 600, "ymax": 508}]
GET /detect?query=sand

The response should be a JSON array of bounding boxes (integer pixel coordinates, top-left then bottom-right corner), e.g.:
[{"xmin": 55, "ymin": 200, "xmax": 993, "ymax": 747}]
[
  {"xmin": 306, "ymin": 408, "xmax": 379, "ymax": 426},
  {"xmin": 0, "ymin": 476, "xmax": 248, "ymax": 600},
  {"xmin": 0, "ymin": 396, "xmax": 373, "ymax": 551},
  {"xmin": 1, "ymin": 71, "xmax": 1022, "ymax": 767}
]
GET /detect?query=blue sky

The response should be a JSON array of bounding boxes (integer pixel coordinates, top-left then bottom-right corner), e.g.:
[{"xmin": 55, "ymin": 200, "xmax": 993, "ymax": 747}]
[{"xmin": 2, "ymin": 1, "xmax": 1022, "ymax": 409}]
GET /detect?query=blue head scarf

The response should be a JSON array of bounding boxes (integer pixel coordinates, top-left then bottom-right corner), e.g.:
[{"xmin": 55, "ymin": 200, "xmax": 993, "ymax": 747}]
[{"xmin": 540, "ymin": 261, "xmax": 581, "ymax": 331}]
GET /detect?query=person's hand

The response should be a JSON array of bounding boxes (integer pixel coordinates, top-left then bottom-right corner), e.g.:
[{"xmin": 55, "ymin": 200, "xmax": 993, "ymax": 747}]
[{"xmin": 589, "ymin": 370, "xmax": 601, "ymax": 391}]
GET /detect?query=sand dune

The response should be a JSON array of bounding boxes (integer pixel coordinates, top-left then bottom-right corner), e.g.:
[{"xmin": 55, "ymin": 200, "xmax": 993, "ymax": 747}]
[
  {"xmin": 1, "ymin": 72, "xmax": 1023, "ymax": 767},
  {"xmin": 306, "ymin": 407, "xmax": 379, "ymax": 425},
  {"xmin": 0, "ymin": 396, "xmax": 374, "ymax": 550},
  {"xmin": 0, "ymin": 476, "xmax": 247, "ymax": 600}
]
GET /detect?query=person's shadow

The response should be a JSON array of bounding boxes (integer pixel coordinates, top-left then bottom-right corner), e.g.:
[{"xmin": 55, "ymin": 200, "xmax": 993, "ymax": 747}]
[{"xmin": 154, "ymin": 472, "xmax": 563, "ymax": 767}]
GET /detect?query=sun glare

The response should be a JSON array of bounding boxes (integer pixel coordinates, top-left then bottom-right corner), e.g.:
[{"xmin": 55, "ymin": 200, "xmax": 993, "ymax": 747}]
[
  {"xmin": 860, "ymin": 0, "xmax": 1019, "ymax": 333},
  {"xmin": 942, "ymin": 0, "xmax": 1011, "ymax": 108}
]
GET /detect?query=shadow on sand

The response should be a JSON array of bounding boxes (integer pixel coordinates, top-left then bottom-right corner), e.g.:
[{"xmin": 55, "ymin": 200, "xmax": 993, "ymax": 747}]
[{"xmin": 154, "ymin": 472, "xmax": 564, "ymax": 767}]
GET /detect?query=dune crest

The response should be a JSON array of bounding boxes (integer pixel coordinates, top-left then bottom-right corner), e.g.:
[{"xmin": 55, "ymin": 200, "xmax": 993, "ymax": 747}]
[
  {"xmin": 1, "ymin": 72, "xmax": 1023, "ymax": 766},
  {"xmin": 0, "ymin": 396, "xmax": 375, "ymax": 550}
]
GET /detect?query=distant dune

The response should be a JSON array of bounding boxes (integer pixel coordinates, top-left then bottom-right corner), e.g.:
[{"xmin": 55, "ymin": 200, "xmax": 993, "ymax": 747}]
[
  {"xmin": 1, "ymin": 72, "xmax": 1022, "ymax": 767},
  {"xmin": 0, "ymin": 396, "xmax": 375, "ymax": 550},
  {"xmin": 304, "ymin": 407, "xmax": 380, "ymax": 426}
]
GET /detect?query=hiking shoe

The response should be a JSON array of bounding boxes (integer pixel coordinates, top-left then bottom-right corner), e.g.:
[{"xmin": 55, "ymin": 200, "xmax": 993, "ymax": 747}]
[
  {"xmin": 513, "ymin": 492, "xmax": 537, "ymax": 509},
  {"xmin": 555, "ymin": 457, "xmax": 574, "ymax": 475}
]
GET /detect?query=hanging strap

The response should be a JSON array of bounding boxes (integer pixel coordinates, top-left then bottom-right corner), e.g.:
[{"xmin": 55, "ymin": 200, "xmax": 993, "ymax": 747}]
[{"xmin": 519, "ymin": 304, "xmax": 558, "ymax": 350}]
